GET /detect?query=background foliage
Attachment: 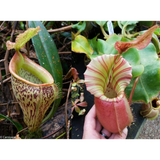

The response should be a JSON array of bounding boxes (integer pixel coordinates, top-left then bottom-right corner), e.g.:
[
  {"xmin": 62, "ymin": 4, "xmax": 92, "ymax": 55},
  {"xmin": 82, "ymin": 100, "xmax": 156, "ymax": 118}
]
[{"xmin": 71, "ymin": 21, "xmax": 160, "ymax": 104}]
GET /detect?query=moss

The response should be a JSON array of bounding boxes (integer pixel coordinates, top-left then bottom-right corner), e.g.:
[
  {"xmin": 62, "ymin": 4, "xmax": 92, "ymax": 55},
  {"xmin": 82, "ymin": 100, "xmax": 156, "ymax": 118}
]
[{"xmin": 21, "ymin": 128, "xmax": 43, "ymax": 139}]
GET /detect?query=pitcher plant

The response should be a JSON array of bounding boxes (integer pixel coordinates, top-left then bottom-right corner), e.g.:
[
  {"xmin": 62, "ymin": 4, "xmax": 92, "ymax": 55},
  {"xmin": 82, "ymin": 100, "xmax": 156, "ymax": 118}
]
[
  {"xmin": 84, "ymin": 25, "xmax": 159, "ymax": 134},
  {"xmin": 6, "ymin": 27, "xmax": 59, "ymax": 132}
]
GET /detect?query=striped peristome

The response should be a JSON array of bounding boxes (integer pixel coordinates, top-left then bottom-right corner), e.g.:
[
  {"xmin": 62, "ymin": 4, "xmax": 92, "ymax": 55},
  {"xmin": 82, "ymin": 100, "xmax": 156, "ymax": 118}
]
[{"xmin": 84, "ymin": 54, "xmax": 132, "ymax": 102}]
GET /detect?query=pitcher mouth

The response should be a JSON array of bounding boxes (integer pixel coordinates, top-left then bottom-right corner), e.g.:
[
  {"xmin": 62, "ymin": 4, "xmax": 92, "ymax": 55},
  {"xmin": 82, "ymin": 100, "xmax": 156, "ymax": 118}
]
[
  {"xmin": 92, "ymin": 80, "xmax": 126, "ymax": 103},
  {"xmin": 9, "ymin": 52, "xmax": 54, "ymax": 87},
  {"xmin": 102, "ymin": 82, "xmax": 124, "ymax": 103},
  {"xmin": 84, "ymin": 54, "xmax": 132, "ymax": 103}
]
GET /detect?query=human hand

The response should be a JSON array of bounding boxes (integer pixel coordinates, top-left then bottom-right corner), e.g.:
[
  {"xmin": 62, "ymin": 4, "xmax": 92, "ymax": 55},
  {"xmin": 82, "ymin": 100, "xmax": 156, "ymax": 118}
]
[{"xmin": 82, "ymin": 105, "xmax": 128, "ymax": 139}]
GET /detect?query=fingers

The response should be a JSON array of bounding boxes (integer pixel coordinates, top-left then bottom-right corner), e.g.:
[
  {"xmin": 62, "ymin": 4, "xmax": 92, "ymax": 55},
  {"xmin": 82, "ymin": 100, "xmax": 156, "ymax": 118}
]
[
  {"xmin": 84, "ymin": 105, "xmax": 97, "ymax": 129},
  {"xmin": 82, "ymin": 105, "xmax": 106, "ymax": 142},
  {"xmin": 83, "ymin": 104, "xmax": 128, "ymax": 139},
  {"xmin": 84, "ymin": 105, "xmax": 103, "ymax": 132},
  {"xmin": 109, "ymin": 127, "xmax": 128, "ymax": 139},
  {"xmin": 86, "ymin": 105, "xmax": 96, "ymax": 119},
  {"xmin": 95, "ymin": 117, "xmax": 102, "ymax": 132},
  {"xmin": 122, "ymin": 127, "xmax": 128, "ymax": 137},
  {"xmin": 100, "ymin": 128, "xmax": 112, "ymax": 138}
]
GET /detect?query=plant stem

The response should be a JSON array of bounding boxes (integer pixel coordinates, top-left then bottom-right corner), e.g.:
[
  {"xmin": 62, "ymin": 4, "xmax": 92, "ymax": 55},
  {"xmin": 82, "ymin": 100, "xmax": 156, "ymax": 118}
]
[
  {"xmin": 129, "ymin": 76, "xmax": 140, "ymax": 105},
  {"xmin": 0, "ymin": 21, "xmax": 5, "ymax": 29},
  {"xmin": 16, "ymin": 127, "xmax": 28, "ymax": 135},
  {"xmin": 117, "ymin": 21, "xmax": 123, "ymax": 29},
  {"xmin": 26, "ymin": 21, "xmax": 29, "ymax": 57},
  {"xmin": 121, "ymin": 22, "xmax": 129, "ymax": 38},
  {"xmin": 100, "ymin": 25, "xmax": 108, "ymax": 39},
  {"xmin": 65, "ymin": 81, "xmax": 72, "ymax": 139},
  {"xmin": 48, "ymin": 25, "xmax": 72, "ymax": 33},
  {"xmin": 74, "ymin": 30, "xmax": 82, "ymax": 38},
  {"xmin": 132, "ymin": 32, "xmax": 140, "ymax": 38}
]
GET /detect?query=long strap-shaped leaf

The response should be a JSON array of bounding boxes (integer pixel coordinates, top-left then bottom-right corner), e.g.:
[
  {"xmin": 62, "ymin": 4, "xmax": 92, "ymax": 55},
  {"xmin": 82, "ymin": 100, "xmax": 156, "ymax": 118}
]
[
  {"xmin": 0, "ymin": 114, "xmax": 23, "ymax": 132},
  {"xmin": 28, "ymin": 21, "xmax": 63, "ymax": 123}
]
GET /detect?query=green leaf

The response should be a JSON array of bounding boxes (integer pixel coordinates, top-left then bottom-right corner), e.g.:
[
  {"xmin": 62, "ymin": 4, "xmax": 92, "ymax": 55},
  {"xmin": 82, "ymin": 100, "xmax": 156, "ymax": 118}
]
[
  {"xmin": 152, "ymin": 33, "xmax": 160, "ymax": 53},
  {"xmin": 122, "ymin": 48, "xmax": 144, "ymax": 77},
  {"xmin": 154, "ymin": 28, "xmax": 160, "ymax": 35},
  {"xmin": 72, "ymin": 21, "xmax": 86, "ymax": 33},
  {"xmin": 97, "ymin": 39, "xmax": 115, "ymax": 55},
  {"xmin": 125, "ymin": 21, "xmax": 139, "ymax": 32},
  {"xmin": 95, "ymin": 21, "xmax": 106, "ymax": 27},
  {"xmin": 78, "ymin": 109, "xmax": 86, "ymax": 115},
  {"xmin": 105, "ymin": 34, "xmax": 122, "ymax": 55},
  {"xmin": 71, "ymin": 35, "xmax": 93, "ymax": 56},
  {"xmin": 28, "ymin": 21, "xmax": 63, "ymax": 123},
  {"xmin": 80, "ymin": 33, "xmax": 145, "ymax": 79},
  {"xmin": 106, "ymin": 34, "xmax": 122, "ymax": 45},
  {"xmin": 6, "ymin": 26, "xmax": 41, "ymax": 51},
  {"xmin": 118, "ymin": 21, "xmax": 138, "ymax": 30},
  {"xmin": 0, "ymin": 114, "xmax": 23, "ymax": 132},
  {"xmin": 139, "ymin": 30, "xmax": 160, "ymax": 53},
  {"xmin": 75, "ymin": 106, "xmax": 81, "ymax": 113},
  {"xmin": 87, "ymin": 34, "xmax": 99, "ymax": 55},
  {"xmin": 125, "ymin": 43, "xmax": 160, "ymax": 103},
  {"xmin": 139, "ymin": 21, "xmax": 154, "ymax": 28},
  {"xmin": 106, "ymin": 35, "xmax": 144, "ymax": 78},
  {"xmin": 131, "ymin": 65, "xmax": 144, "ymax": 77},
  {"xmin": 120, "ymin": 21, "xmax": 138, "ymax": 32},
  {"xmin": 86, "ymin": 35, "xmax": 120, "ymax": 58}
]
